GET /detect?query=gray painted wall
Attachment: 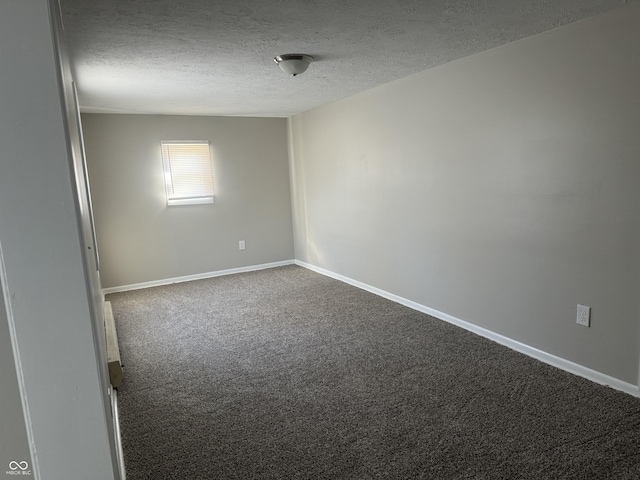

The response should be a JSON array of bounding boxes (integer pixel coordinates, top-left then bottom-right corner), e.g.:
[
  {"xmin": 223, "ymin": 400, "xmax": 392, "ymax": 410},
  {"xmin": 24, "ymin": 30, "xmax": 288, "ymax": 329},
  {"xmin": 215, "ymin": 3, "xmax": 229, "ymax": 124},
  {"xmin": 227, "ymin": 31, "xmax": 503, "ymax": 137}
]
[
  {"xmin": 82, "ymin": 114, "xmax": 294, "ymax": 289},
  {"xmin": 0, "ymin": 1, "xmax": 119, "ymax": 478},
  {"xmin": 289, "ymin": 5, "xmax": 640, "ymax": 385},
  {"xmin": 0, "ymin": 277, "xmax": 31, "ymax": 474}
]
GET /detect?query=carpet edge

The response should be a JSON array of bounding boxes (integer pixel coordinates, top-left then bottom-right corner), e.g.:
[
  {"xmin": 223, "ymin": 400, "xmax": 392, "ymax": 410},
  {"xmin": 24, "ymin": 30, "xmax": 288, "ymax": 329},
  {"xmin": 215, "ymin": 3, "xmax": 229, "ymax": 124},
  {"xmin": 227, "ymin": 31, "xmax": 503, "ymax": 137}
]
[
  {"xmin": 102, "ymin": 260, "xmax": 296, "ymax": 294},
  {"xmin": 294, "ymin": 260, "xmax": 640, "ymax": 398}
]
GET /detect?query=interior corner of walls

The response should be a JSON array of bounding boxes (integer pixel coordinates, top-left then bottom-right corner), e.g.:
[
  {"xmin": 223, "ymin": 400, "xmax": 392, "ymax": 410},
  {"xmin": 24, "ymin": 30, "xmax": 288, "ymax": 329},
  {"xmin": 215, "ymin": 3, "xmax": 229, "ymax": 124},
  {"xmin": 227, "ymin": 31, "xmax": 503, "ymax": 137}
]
[{"xmin": 286, "ymin": 115, "xmax": 305, "ymax": 260}]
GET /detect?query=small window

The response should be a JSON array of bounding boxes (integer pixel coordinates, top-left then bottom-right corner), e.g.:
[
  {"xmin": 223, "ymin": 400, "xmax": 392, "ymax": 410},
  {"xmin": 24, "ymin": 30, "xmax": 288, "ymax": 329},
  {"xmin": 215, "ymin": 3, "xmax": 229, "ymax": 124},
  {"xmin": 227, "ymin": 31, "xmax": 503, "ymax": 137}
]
[{"xmin": 161, "ymin": 141, "xmax": 214, "ymax": 206}]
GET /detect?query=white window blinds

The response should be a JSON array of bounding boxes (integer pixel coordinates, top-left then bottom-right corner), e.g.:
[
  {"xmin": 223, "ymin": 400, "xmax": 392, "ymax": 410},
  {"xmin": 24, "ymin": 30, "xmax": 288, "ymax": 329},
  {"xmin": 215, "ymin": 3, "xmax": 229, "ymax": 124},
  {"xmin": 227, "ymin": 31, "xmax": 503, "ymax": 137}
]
[{"xmin": 161, "ymin": 141, "xmax": 214, "ymax": 206}]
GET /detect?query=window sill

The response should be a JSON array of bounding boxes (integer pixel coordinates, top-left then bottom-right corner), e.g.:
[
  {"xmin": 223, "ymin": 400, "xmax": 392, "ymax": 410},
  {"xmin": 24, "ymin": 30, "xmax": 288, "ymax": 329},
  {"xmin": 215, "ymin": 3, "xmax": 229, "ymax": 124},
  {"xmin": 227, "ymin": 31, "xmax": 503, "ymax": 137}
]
[{"xmin": 167, "ymin": 196, "xmax": 214, "ymax": 206}]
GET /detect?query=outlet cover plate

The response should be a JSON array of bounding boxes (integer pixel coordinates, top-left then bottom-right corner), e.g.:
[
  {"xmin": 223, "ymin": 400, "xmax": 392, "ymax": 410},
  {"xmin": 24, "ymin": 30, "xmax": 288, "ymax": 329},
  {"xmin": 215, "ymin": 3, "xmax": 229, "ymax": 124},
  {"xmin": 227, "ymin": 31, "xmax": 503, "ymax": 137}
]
[{"xmin": 576, "ymin": 304, "xmax": 590, "ymax": 327}]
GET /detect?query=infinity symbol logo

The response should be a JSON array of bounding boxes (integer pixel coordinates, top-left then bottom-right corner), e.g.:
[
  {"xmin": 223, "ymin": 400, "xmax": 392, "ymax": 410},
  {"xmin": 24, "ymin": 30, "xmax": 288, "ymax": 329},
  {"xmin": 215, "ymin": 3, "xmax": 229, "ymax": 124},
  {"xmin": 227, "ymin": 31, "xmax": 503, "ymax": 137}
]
[{"xmin": 8, "ymin": 461, "xmax": 29, "ymax": 471}]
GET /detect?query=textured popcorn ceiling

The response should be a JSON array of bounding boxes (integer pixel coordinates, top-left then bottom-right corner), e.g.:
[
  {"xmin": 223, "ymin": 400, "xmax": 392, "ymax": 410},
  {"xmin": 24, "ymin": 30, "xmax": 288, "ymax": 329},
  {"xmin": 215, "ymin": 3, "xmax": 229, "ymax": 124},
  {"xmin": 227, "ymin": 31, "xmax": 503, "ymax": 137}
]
[{"xmin": 61, "ymin": 0, "xmax": 637, "ymax": 117}]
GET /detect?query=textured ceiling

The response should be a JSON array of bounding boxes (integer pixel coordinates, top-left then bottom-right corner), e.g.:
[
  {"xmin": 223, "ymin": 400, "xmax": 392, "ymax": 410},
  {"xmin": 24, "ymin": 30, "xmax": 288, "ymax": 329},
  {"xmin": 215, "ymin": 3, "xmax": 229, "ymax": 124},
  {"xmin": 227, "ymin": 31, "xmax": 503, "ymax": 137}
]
[{"xmin": 61, "ymin": 0, "xmax": 637, "ymax": 117}]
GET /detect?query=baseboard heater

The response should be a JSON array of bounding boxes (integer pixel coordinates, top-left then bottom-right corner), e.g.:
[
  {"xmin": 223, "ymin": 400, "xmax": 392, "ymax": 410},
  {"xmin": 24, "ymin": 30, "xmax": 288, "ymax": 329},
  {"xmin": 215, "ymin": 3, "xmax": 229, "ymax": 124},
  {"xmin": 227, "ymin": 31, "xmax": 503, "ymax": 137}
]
[{"xmin": 104, "ymin": 301, "xmax": 124, "ymax": 387}]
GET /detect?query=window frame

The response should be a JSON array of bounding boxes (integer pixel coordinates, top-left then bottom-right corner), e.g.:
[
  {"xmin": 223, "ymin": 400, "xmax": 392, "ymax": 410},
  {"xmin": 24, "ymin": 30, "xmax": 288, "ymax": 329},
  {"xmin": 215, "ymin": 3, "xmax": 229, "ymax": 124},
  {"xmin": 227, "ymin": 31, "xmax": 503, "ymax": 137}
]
[{"xmin": 161, "ymin": 140, "xmax": 215, "ymax": 206}]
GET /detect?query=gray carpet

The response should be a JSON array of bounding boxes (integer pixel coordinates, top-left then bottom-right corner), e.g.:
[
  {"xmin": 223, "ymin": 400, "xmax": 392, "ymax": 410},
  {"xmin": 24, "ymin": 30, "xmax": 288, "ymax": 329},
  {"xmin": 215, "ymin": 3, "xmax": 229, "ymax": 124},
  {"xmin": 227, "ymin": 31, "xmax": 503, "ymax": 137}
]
[{"xmin": 108, "ymin": 265, "xmax": 640, "ymax": 479}]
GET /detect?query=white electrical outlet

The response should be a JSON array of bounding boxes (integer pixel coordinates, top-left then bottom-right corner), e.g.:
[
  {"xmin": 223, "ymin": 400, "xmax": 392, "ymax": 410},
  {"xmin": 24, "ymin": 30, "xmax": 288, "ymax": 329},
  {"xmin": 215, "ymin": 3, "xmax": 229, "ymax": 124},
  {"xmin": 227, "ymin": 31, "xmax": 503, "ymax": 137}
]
[
  {"xmin": 576, "ymin": 304, "xmax": 590, "ymax": 327},
  {"xmin": 239, "ymin": 240, "xmax": 245, "ymax": 250}
]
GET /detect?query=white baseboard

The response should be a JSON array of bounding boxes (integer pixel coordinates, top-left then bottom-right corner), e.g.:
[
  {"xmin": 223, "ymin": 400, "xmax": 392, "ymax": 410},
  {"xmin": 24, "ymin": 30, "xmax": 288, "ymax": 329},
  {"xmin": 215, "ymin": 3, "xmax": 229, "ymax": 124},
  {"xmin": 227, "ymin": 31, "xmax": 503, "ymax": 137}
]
[
  {"xmin": 103, "ymin": 260, "xmax": 295, "ymax": 295},
  {"xmin": 295, "ymin": 260, "xmax": 639, "ymax": 398}
]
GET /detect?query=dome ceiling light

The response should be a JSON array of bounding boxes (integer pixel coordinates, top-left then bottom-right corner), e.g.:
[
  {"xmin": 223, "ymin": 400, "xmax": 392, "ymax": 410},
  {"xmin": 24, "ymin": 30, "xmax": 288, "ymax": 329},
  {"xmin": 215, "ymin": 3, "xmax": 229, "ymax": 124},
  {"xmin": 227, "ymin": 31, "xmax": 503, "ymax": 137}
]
[{"xmin": 273, "ymin": 54, "xmax": 314, "ymax": 77}]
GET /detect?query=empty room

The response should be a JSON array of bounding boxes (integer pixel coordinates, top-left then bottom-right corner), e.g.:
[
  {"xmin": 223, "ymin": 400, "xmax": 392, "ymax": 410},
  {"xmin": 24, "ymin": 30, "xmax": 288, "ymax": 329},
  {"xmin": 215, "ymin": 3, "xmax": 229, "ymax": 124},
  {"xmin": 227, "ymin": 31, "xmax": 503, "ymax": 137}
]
[{"xmin": 1, "ymin": 1, "xmax": 639, "ymax": 479}]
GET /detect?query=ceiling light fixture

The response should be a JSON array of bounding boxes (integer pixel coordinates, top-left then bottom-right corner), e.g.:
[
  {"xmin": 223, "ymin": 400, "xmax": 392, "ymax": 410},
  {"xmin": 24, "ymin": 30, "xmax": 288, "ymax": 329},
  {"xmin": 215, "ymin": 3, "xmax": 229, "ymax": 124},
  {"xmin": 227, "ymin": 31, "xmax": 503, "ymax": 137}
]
[{"xmin": 273, "ymin": 54, "xmax": 314, "ymax": 77}]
